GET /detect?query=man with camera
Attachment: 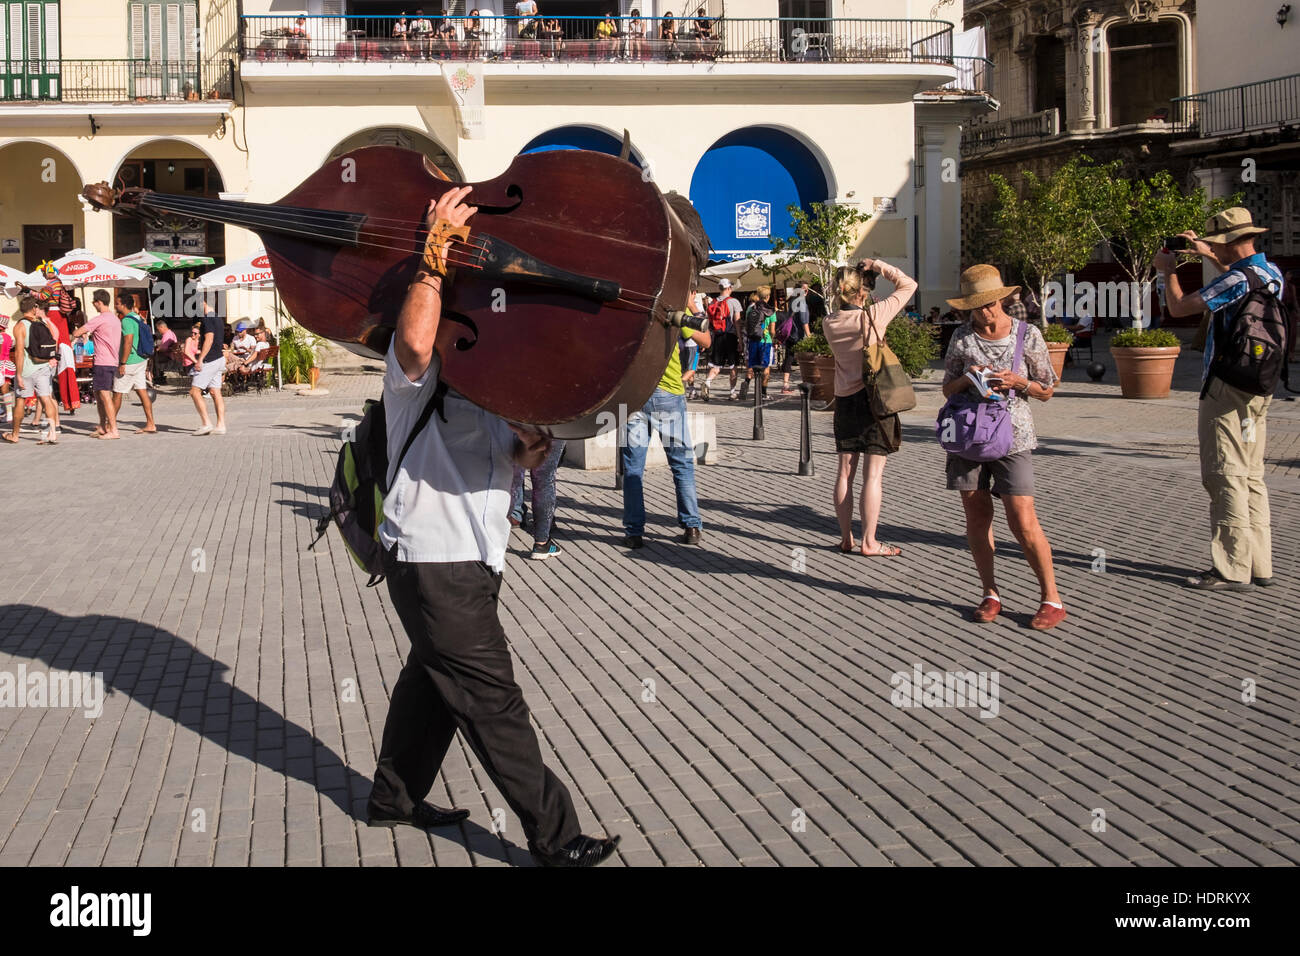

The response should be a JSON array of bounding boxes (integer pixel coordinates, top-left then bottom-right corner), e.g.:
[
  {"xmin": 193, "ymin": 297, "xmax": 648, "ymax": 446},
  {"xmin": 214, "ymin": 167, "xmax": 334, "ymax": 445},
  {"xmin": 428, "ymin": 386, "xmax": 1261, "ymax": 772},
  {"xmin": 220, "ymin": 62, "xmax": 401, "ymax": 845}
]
[{"xmin": 1154, "ymin": 207, "xmax": 1286, "ymax": 591}]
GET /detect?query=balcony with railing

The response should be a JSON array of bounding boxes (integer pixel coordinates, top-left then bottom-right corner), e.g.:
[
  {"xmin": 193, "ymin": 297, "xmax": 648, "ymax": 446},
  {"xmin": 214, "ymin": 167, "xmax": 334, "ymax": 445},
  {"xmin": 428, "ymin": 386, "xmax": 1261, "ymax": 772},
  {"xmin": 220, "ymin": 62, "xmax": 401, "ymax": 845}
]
[
  {"xmin": 920, "ymin": 55, "xmax": 993, "ymax": 96},
  {"xmin": 239, "ymin": 15, "xmax": 953, "ymax": 68},
  {"xmin": 960, "ymin": 107, "xmax": 1059, "ymax": 156},
  {"xmin": 1172, "ymin": 72, "xmax": 1300, "ymax": 138},
  {"xmin": 0, "ymin": 58, "xmax": 235, "ymax": 104}
]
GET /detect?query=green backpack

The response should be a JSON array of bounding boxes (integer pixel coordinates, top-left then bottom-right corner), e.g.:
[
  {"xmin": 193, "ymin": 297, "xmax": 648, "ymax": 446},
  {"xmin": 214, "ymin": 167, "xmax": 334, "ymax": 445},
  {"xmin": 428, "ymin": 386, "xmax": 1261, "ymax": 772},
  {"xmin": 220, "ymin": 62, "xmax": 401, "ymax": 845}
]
[{"xmin": 310, "ymin": 380, "xmax": 447, "ymax": 585}]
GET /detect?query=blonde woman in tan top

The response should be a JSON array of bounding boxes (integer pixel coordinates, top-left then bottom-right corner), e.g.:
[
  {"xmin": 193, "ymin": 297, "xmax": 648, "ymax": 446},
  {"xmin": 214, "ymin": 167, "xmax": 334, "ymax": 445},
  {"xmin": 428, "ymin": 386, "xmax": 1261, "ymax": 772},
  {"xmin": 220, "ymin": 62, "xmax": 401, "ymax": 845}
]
[{"xmin": 822, "ymin": 258, "xmax": 917, "ymax": 556}]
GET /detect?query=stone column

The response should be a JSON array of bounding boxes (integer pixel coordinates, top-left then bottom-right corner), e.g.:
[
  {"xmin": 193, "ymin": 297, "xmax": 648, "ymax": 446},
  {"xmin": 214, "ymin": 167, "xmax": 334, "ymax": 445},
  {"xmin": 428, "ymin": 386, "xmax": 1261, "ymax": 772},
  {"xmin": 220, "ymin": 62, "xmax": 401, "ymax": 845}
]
[
  {"xmin": 1074, "ymin": 13, "xmax": 1101, "ymax": 131},
  {"xmin": 921, "ymin": 122, "xmax": 946, "ymax": 303}
]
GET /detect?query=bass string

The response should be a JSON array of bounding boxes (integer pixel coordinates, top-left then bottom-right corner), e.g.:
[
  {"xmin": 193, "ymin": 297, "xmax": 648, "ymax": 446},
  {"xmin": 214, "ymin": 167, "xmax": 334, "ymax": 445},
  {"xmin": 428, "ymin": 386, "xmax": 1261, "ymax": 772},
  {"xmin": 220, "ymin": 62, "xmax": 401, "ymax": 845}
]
[
  {"xmin": 143, "ymin": 196, "xmax": 659, "ymax": 309},
  {"xmin": 144, "ymin": 195, "xmax": 491, "ymax": 258}
]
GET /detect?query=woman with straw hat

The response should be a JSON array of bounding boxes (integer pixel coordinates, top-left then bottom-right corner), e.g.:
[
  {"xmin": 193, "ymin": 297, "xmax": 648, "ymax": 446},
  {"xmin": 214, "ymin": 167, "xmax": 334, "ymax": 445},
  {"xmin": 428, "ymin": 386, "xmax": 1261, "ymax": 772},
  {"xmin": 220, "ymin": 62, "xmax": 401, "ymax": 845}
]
[{"xmin": 942, "ymin": 265, "xmax": 1066, "ymax": 630}]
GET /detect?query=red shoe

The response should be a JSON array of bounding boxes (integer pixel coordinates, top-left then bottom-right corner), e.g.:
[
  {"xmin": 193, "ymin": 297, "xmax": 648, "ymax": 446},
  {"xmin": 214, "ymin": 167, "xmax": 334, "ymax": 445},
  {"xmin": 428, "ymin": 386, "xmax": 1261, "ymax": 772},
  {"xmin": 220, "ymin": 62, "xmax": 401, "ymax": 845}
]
[
  {"xmin": 972, "ymin": 596, "xmax": 1001, "ymax": 623},
  {"xmin": 1030, "ymin": 603, "xmax": 1068, "ymax": 630}
]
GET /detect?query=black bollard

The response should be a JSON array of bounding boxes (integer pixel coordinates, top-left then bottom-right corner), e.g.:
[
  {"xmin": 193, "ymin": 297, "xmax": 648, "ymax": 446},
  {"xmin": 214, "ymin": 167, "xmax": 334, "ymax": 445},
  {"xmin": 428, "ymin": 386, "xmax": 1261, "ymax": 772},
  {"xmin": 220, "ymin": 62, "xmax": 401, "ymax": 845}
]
[
  {"xmin": 752, "ymin": 372, "xmax": 765, "ymax": 441},
  {"xmin": 797, "ymin": 382, "xmax": 814, "ymax": 476}
]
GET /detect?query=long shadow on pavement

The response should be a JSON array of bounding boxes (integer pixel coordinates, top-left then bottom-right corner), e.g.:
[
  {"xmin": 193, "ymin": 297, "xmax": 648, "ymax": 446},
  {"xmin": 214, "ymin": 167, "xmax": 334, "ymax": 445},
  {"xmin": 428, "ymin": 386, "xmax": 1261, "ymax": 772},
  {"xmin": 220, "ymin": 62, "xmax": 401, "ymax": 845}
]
[{"xmin": 0, "ymin": 603, "xmax": 518, "ymax": 865}]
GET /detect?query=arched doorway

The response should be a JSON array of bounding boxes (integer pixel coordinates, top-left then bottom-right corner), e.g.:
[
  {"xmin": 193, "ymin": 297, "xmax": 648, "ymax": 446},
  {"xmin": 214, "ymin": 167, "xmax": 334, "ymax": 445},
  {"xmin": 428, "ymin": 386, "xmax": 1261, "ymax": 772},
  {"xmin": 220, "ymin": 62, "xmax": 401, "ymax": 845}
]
[
  {"xmin": 519, "ymin": 125, "xmax": 643, "ymax": 167},
  {"xmin": 110, "ymin": 140, "xmax": 226, "ymax": 260},
  {"xmin": 328, "ymin": 127, "xmax": 462, "ymax": 181},
  {"xmin": 689, "ymin": 127, "xmax": 830, "ymax": 259},
  {"xmin": 0, "ymin": 142, "xmax": 84, "ymax": 271}
]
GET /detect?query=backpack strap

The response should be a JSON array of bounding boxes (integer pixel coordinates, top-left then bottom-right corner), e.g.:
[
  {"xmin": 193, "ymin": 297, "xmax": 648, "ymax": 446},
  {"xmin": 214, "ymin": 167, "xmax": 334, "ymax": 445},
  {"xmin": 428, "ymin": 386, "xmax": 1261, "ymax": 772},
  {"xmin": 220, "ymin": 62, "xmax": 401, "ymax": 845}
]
[{"xmin": 387, "ymin": 377, "xmax": 449, "ymax": 492}]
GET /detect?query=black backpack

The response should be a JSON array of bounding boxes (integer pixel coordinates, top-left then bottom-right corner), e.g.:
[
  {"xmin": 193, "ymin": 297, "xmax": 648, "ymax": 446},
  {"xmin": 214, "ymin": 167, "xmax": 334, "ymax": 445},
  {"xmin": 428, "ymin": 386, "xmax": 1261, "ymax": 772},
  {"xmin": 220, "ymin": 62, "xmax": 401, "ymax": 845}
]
[
  {"xmin": 1204, "ymin": 270, "xmax": 1297, "ymax": 398},
  {"xmin": 309, "ymin": 379, "xmax": 448, "ymax": 586},
  {"xmin": 25, "ymin": 318, "xmax": 57, "ymax": 361},
  {"xmin": 744, "ymin": 304, "xmax": 768, "ymax": 339}
]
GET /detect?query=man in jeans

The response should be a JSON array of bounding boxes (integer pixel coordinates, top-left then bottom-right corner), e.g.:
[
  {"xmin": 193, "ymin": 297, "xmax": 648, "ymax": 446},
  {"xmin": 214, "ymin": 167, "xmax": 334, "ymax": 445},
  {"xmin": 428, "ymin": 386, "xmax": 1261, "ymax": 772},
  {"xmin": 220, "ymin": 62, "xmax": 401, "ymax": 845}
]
[
  {"xmin": 620, "ymin": 319, "xmax": 711, "ymax": 548},
  {"xmin": 1156, "ymin": 207, "xmax": 1283, "ymax": 590},
  {"xmin": 71, "ymin": 289, "xmax": 122, "ymax": 439}
]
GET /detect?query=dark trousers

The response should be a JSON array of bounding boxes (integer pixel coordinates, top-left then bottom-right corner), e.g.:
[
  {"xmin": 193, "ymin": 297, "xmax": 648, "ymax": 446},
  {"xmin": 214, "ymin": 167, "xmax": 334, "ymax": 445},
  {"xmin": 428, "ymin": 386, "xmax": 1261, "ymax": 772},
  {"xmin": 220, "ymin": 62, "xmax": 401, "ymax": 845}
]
[{"xmin": 369, "ymin": 556, "xmax": 581, "ymax": 855}]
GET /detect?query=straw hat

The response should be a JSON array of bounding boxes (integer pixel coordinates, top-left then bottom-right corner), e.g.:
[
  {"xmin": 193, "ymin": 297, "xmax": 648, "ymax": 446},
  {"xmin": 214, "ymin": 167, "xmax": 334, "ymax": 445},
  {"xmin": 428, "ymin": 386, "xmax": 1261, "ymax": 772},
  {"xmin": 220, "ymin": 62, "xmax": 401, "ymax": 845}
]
[
  {"xmin": 946, "ymin": 265, "xmax": 1020, "ymax": 311},
  {"xmin": 1200, "ymin": 207, "xmax": 1267, "ymax": 244}
]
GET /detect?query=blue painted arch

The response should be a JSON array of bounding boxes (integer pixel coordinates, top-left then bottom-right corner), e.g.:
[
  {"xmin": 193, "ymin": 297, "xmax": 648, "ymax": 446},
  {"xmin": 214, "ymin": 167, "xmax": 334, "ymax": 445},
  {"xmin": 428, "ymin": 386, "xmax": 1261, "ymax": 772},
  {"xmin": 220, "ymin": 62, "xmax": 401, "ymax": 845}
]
[
  {"xmin": 519, "ymin": 126, "xmax": 643, "ymax": 166},
  {"xmin": 689, "ymin": 127, "xmax": 830, "ymax": 259}
]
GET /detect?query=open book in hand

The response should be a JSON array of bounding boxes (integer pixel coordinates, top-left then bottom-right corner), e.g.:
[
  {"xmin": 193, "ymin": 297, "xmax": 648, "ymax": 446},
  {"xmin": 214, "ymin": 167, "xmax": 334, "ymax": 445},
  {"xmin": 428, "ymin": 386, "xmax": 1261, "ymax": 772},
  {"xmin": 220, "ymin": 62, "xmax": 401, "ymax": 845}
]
[{"xmin": 966, "ymin": 368, "xmax": 1007, "ymax": 402}]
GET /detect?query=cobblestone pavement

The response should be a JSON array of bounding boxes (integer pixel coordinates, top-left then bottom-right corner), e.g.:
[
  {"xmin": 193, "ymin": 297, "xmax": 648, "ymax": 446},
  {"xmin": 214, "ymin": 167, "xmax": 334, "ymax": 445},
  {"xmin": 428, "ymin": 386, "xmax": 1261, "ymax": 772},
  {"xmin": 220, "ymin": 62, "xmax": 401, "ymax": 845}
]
[{"xmin": 0, "ymin": 341, "xmax": 1297, "ymax": 867}]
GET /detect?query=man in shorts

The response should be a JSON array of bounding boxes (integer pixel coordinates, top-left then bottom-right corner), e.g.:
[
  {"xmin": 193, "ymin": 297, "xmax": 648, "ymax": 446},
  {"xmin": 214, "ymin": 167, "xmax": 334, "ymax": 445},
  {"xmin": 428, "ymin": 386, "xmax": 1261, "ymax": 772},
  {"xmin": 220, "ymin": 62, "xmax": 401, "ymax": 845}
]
[
  {"xmin": 190, "ymin": 300, "xmax": 227, "ymax": 435},
  {"xmin": 72, "ymin": 289, "xmax": 123, "ymax": 439},
  {"xmin": 4, "ymin": 297, "xmax": 60, "ymax": 444},
  {"xmin": 700, "ymin": 278, "xmax": 742, "ymax": 401},
  {"xmin": 113, "ymin": 291, "xmax": 157, "ymax": 434}
]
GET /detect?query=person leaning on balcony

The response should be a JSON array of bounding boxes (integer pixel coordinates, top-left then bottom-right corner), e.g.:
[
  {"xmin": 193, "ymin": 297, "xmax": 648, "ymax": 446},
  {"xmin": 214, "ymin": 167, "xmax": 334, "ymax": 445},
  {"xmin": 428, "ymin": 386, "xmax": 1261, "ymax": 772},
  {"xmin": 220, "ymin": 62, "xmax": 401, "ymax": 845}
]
[
  {"xmin": 1154, "ymin": 207, "xmax": 1284, "ymax": 591},
  {"xmin": 434, "ymin": 11, "xmax": 457, "ymax": 56},
  {"xmin": 515, "ymin": 0, "xmax": 539, "ymax": 39},
  {"xmin": 660, "ymin": 11, "xmax": 677, "ymax": 57},
  {"xmin": 464, "ymin": 9, "xmax": 483, "ymax": 58},
  {"xmin": 942, "ymin": 265, "xmax": 1066, "ymax": 630},
  {"xmin": 626, "ymin": 9, "xmax": 646, "ymax": 59}
]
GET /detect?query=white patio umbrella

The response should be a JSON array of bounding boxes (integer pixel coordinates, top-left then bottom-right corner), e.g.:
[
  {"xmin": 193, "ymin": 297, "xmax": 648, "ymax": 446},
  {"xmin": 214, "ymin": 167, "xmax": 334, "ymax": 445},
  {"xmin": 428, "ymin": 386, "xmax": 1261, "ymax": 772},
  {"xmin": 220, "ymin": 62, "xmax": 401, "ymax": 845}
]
[
  {"xmin": 195, "ymin": 249, "xmax": 282, "ymax": 389},
  {"xmin": 24, "ymin": 249, "xmax": 150, "ymax": 289},
  {"xmin": 700, "ymin": 253, "xmax": 841, "ymax": 291},
  {"xmin": 0, "ymin": 263, "xmax": 39, "ymax": 297}
]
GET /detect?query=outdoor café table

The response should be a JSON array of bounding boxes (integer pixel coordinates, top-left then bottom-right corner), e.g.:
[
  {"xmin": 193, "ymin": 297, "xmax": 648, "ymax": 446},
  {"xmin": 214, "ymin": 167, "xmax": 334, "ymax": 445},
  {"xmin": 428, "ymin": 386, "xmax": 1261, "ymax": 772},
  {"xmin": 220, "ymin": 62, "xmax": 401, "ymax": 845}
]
[{"xmin": 345, "ymin": 29, "xmax": 366, "ymax": 58}]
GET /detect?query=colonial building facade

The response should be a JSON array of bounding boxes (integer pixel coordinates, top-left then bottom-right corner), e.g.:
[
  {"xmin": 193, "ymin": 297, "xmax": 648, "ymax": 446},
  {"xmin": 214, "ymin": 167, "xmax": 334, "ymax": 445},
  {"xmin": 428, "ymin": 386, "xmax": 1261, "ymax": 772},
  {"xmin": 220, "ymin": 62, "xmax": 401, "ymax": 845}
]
[{"xmin": 0, "ymin": 1, "xmax": 994, "ymax": 317}]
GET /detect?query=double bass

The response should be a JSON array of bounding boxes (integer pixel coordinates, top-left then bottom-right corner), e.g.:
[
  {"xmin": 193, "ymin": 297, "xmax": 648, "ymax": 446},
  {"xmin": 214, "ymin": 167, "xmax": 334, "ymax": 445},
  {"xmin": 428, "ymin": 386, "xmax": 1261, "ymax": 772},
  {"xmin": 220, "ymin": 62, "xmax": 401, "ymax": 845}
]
[{"xmin": 83, "ymin": 146, "xmax": 697, "ymax": 438}]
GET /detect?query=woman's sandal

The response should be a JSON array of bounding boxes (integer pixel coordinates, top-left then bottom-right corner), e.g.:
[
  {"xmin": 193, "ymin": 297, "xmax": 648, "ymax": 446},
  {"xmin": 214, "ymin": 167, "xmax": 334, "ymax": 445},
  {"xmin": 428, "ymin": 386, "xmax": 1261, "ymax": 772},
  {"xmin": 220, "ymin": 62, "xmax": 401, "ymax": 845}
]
[{"xmin": 861, "ymin": 543, "xmax": 902, "ymax": 557}]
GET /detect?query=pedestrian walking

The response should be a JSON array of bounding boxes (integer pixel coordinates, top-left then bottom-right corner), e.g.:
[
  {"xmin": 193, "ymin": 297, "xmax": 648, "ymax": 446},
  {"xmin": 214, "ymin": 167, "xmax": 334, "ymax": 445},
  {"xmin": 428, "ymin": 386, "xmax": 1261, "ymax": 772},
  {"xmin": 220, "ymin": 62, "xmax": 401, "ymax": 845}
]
[
  {"xmin": 1155, "ymin": 208, "xmax": 1286, "ymax": 590},
  {"xmin": 509, "ymin": 438, "xmax": 566, "ymax": 559},
  {"xmin": 368, "ymin": 187, "xmax": 618, "ymax": 866},
  {"xmin": 0, "ymin": 315, "xmax": 14, "ymax": 424},
  {"xmin": 113, "ymin": 291, "xmax": 157, "ymax": 434},
  {"xmin": 824, "ymin": 259, "xmax": 916, "ymax": 557},
  {"xmin": 5, "ymin": 297, "xmax": 60, "ymax": 444},
  {"xmin": 71, "ymin": 289, "xmax": 122, "ymax": 439},
  {"xmin": 700, "ymin": 278, "xmax": 741, "ymax": 401},
  {"xmin": 941, "ymin": 265, "xmax": 1065, "ymax": 629},
  {"xmin": 190, "ymin": 301, "xmax": 227, "ymax": 435}
]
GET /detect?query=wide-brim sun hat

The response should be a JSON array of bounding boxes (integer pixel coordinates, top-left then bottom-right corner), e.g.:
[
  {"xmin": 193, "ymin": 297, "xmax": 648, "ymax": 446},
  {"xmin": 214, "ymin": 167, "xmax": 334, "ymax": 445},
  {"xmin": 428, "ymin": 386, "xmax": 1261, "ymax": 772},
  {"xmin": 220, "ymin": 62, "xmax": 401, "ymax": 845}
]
[
  {"xmin": 1200, "ymin": 206, "xmax": 1267, "ymax": 244},
  {"xmin": 946, "ymin": 264, "xmax": 1020, "ymax": 311}
]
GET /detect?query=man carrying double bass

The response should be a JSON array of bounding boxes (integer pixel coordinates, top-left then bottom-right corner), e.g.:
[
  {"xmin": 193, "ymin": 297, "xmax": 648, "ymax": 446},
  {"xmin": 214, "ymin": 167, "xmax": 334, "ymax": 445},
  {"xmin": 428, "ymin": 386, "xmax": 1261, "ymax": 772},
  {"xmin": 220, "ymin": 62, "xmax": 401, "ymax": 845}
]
[{"xmin": 367, "ymin": 185, "xmax": 620, "ymax": 867}]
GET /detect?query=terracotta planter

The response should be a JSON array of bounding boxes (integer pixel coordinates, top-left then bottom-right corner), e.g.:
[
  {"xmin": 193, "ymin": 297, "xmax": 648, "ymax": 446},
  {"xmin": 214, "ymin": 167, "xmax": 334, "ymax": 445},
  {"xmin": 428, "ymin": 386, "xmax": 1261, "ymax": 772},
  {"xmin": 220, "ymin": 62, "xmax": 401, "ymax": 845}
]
[
  {"xmin": 813, "ymin": 355, "xmax": 837, "ymax": 403},
  {"xmin": 1045, "ymin": 342, "xmax": 1070, "ymax": 380},
  {"xmin": 796, "ymin": 353, "xmax": 820, "ymax": 390},
  {"xmin": 309, "ymin": 366, "xmax": 321, "ymax": 390},
  {"xmin": 1112, "ymin": 346, "xmax": 1180, "ymax": 399}
]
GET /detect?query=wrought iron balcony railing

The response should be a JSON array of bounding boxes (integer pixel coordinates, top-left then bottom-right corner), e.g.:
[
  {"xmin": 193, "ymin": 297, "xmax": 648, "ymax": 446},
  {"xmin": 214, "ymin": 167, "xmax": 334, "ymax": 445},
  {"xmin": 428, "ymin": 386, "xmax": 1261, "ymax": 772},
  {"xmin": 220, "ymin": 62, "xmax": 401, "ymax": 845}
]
[
  {"xmin": 0, "ymin": 58, "xmax": 234, "ymax": 103},
  {"xmin": 960, "ymin": 107, "xmax": 1059, "ymax": 155},
  {"xmin": 240, "ymin": 15, "xmax": 953, "ymax": 66},
  {"xmin": 924, "ymin": 55, "xmax": 992, "ymax": 95},
  {"xmin": 1172, "ymin": 72, "xmax": 1300, "ymax": 138}
]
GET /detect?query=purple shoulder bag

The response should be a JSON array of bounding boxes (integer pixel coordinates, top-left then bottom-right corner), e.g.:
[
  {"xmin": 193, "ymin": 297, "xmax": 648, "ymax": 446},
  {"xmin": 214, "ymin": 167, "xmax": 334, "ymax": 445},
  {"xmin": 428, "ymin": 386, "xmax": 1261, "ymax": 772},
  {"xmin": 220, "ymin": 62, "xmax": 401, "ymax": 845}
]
[{"xmin": 935, "ymin": 320, "xmax": 1027, "ymax": 462}]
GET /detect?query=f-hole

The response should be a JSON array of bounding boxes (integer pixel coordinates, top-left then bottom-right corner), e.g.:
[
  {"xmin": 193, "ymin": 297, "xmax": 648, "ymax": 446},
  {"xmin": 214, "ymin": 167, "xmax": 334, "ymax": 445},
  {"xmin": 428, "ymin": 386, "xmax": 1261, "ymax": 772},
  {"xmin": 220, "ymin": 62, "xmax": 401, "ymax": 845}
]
[
  {"xmin": 474, "ymin": 184, "xmax": 523, "ymax": 216},
  {"xmin": 444, "ymin": 311, "xmax": 479, "ymax": 351}
]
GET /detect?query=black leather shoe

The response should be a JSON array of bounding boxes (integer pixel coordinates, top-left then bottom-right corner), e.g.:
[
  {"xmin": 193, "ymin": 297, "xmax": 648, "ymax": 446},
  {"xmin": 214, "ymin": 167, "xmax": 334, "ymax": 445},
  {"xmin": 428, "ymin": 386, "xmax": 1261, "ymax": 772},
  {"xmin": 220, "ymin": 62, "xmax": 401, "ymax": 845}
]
[
  {"xmin": 1253, "ymin": 576, "xmax": 1276, "ymax": 587},
  {"xmin": 530, "ymin": 834, "xmax": 621, "ymax": 867},
  {"xmin": 366, "ymin": 801, "xmax": 470, "ymax": 829},
  {"xmin": 681, "ymin": 527, "xmax": 701, "ymax": 545},
  {"xmin": 620, "ymin": 535, "xmax": 644, "ymax": 549}
]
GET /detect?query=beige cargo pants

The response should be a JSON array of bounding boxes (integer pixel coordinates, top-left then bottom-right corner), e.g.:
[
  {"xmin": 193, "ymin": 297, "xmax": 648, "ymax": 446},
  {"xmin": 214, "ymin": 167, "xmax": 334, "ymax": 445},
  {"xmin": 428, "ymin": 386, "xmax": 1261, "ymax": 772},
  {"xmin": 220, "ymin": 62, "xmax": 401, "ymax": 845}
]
[{"xmin": 1198, "ymin": 376, "xmax": 1272, "ymax": 583}]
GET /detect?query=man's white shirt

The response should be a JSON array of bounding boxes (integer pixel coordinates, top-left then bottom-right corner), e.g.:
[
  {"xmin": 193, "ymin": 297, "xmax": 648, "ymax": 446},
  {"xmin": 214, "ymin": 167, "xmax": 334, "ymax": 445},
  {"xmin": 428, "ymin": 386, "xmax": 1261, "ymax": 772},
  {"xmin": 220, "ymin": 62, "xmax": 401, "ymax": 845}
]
[{"xmin": 379, "ymin": 346, "xmax": 517, "ymax": 572}]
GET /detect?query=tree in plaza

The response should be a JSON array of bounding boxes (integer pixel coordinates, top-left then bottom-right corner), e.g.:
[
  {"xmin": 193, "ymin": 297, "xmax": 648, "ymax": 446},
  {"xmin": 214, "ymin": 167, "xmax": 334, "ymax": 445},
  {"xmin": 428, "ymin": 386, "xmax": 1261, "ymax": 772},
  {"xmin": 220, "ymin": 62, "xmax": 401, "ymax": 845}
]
[
  {"xmin": 988, "ymin": 156, "xmax": 1106, "ymax": 325},
  {"xmin": 1086, "ymin": 163, "xmax": 1239, "ymax": 327},
  {"xmin": 769, "ymin": 201, "xmax": 871, "ymax": 327}
]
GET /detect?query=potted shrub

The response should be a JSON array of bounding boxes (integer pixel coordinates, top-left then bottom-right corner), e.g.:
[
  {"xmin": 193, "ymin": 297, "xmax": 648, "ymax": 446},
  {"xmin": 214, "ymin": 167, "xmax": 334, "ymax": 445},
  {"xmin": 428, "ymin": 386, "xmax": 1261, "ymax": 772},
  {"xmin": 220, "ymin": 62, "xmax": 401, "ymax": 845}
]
[
  {"xmin": 1040, "ymin": 323, "xmax": 1074, "ymax": 379},
  {"xmin": 793, "ymin": 333, "xmax": 825, "ymax": 394},
  {"xmin": 884, "ymin": 316, "xmax": 939, "ymax": 378},
  {"xmin": 279, "ymin": 323, "xmax": 322, "ymax": 387},
  {"xmin": 1110, "ymin": 328, "xmax": 1181, "ymax": 399},
  {"xmin": 795, "ymin": 334, "xmax": 836, "ymax": 403}
]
